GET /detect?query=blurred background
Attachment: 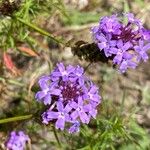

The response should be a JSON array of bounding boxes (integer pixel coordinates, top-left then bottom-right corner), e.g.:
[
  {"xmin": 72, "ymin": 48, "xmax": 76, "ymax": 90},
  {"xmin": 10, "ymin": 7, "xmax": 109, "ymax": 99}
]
[{"xmin": 0, "ymin": 0, "xmax": 150, "ymax": 149}]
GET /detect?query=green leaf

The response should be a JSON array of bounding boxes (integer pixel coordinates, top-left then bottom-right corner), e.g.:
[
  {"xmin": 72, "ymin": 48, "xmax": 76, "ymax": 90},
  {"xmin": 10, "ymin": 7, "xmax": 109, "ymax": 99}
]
[{"xmin": 0, "ymin": 114, "xmax": 33, "ymax": 124}]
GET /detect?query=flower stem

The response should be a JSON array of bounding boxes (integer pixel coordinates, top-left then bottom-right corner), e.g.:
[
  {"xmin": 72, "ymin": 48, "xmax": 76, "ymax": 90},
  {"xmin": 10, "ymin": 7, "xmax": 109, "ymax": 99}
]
[
  {"xmin": 16, "ymin": 17, "xmax": 65, "ymax": 45},
  {"xmin": 52, "ymin": 126, "xmax": 62, "ymax": 148},
  {"xmin": 0, "ymin": 114, "xmax": 33, "ymax": 124}
]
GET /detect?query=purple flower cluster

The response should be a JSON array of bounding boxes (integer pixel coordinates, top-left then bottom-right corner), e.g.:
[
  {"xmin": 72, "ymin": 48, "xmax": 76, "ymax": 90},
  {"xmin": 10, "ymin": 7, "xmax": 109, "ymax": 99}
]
[
  {"xmin": 6, "ymin": 131, "xmax": 29, "ymax": 150},
  {"xmin": 35, "ymin": 63, "xmax": 101, "ymax": 133},
  {"xmin": 92, "ymin": 13, "xmax": 150, "ymax": 73}
]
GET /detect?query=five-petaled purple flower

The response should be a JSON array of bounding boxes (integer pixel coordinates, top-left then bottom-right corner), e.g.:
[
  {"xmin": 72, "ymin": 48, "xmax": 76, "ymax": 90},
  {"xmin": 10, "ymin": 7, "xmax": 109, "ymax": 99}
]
[
  {"xmin": 36, "ymin": 63, "xmax": 101, "ymax": 133},
  {"xmin": 5, "ymin": 131, "xmax": 30, "ymax": 150},
  {"xmin": 92, "ymin": 13, "xmax": 150, "ymax": 73}
]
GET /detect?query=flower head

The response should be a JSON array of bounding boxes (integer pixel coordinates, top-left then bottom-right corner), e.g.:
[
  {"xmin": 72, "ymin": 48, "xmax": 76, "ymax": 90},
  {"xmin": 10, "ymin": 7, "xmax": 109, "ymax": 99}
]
[
  {"xmin": 92, "ymin": 13, "xmax": 150, "ymax": 73},
  {"xmin": 6, "ymin": 131, "xmax": 29, "ymax": 150},
  {"xmin": 36, "ymin": 63, "xmax": 101, "ymax": 133}
]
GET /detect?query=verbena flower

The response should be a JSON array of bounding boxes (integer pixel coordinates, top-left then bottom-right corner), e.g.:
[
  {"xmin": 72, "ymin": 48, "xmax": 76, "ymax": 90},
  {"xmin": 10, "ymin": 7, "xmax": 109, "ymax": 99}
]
[
  {"xmin": 6, "ymin": 131, "xmax": 29, "ymax": 150},
  {"xmin": 36, "ymin": 63, "xmax": 101, "ymax": 133},
  {"xmin": 92, "ymin": 13, "xmax": 150, "ymax": 73}
]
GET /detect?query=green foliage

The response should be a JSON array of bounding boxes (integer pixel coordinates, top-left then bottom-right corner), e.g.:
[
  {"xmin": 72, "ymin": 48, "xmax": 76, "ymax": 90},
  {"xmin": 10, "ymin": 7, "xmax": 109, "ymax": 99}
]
[
  {"xmin": 0, "ymin": 1, "xmax": 149, "ymax": 150},
  {"xmin": 58, "ymin": 99, "xmax": 150, "ymax": 150},
  {"xmin": 0, "ymin": 0, "xmax": 67, "ymax": 51},
  {"xmin": 134, "ymin": 0, "xmax": 145, "ymax": 8},
  {"xmin": 142, "ymin": 85, "xmax": 150, "ymax": 104},
  {"xmin": 62, "ymin": 10, "xmax": 100, "ymax": 25},
  {"xmin": 119, "ymin": 121, "xmax": 150, "ymax": 150}
]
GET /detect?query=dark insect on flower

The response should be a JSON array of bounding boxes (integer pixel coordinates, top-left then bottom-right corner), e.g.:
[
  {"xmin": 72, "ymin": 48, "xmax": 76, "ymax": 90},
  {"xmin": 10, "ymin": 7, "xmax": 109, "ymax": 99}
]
[
  {"xmin": 91, "ymin": 13, "xmax": 150, "ymax": 73},
  {"xmin": 0, "ymin": 0, "xmax": 21, "ymax": 16},
  {"xmin": 71, "ymin": 40, "xmax": 111, "ymax": 63}
]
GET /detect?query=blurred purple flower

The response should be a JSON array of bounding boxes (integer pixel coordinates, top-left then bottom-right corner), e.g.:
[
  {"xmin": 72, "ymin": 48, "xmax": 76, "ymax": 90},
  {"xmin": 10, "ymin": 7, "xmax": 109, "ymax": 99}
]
[
  {"xmin": 36, "ymin": 63, "xmax": 101, "ymax": 133},
  {"xmin": 134, "ymin": 40, "xmax": 150, "ymax": 62},
  {"xmin": 6, "ymin": 131, "xmax": 29, "ymax": 150},
  {"xmin": 68, "ymin": 121, "xmax": 80, "ymax": 133},
  {"xmin": 92, "ymin": 13, "xmax": 150, "ymax": 73}
]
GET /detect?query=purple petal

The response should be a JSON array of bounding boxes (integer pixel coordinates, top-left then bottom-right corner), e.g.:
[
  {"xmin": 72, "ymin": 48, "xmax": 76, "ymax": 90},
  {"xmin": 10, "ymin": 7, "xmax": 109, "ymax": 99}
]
[
  {"xmin": 57, "ymin": 63, "xmax": 65, "ymax": 73},
  {"xmin": 91, "ymin": 95, "xmax": 101, "ymax": 103},
  {"xmin": 83, "ymin": 104, "xmax": 92, "ymax": 112},
  {"xmin": 89, "ymin": 85, "xmax": 98, "ymax": 94},
  {"xmin": 109, "ymin": 48, "xmax": 118, "ymax": 54},
  {"xmin": 113, "ymin": 54, "xmax": 123, "ymax": 64},
  {"xmin": 104, "ymin": 48, "xmax": 112, "ymax": 57},
  {"xmin": 89, "ymin": 109, "xmax": 97, "ymax": 118},
  {"xmin": 127, "ymin": 61, "xmax": 137, "ymax": 68},
  {"xmin": 43, "ymin": 93, "xmax": 52, "ymax": 105},
  {"xmin": 51, "ymin": 71, "xmax": 61, "ymax": 77},
  {"xmin": 71, "ymin": 111, "xmax": 79, "ymax": 120},
  {"xmin": 141, "ymin": 29, "xmax": 150, "ymax": 40},
  {"xmin": 143, "ymin": 43, "xmax": 150, "ymax": 51},
  {"xmin": 70, "ymin": 101, "xmax": 78, "ymax": 109},
  {"xmin": 47, "ymin": 111, "xmax": 59, "ymax": 119},
  {"xmin": 109, "ymin": 40, "xmax": 117, "ymax": 47},
  {"xmin": 96, "ymin": 34, "xmax": 107, "ymax": 42},
  {"xmin": 119, "ymin": 61, "xmax": 128, "ymax": 73},
  {"xmin": 139, "ymin": 40, "xmax": 144, "ymax": 48},
  {"xmin": 50, "ymin": 89, "xmax": 61, "ymax": 95},
  {"xmin": 78, "ymin": 97, "xmax": 83, "ymax": 106},
  {"xmin": 35, "ymin": 91, "xmax": 46, "ymax": 100},
  {"xmin": 125, "ymin": 13, "xmax": 135, "ymax": 22},
  {"xmin": 79, "ymin": 111, "xmax": 90, "ymax": 124},
  {"xmin": 123, "ymin": 42, "xmax": 131, "ymax": 51},
  {"xmin": 140, "ymin": 52, "xmax": 148, "ymax": 61},
  {"xmin": 42, "ymin": 112, "xmax": 50, "ymax": 124},
  {"xmin": 38, "ymin": 76, "xmax": 50, "ymax": 89},
  {"xmin": 55, "ymin": 118, "xmax": 65, "ymax": 130},
  {"xmin": 117, "ymin": 40, "xmax": 123, "ymax": 48},
  {"xmin": 64, "ymin": 104, "xmax": 72, "ymax": 113},
  {"xmin": 91, "ymin": 26, "xmax": 99, "ymax": 33},
  {"xmin": 98, "ymin": 42, "xmax": 107, "ymax": 50},
  {"xmin": 66, "ymin": 65, "xmax": 75, "ymax": 74},
  {"xmin": 68, "ymin": 122, "xmax": 80, "ymax": 133},
  {"xmin": 78, "ymin": 77, "xmax": 85, "ymax": 86},
  {"xmin": 123, "ymin": 52, "xmax": 133, "ymax": 59},
  {"xmin": 75, "ymin": 66, "xmax": 84, "ymax": 76},
  {"xmin": 57, "ymin": 101, "xmax": 64, "ymax": 112},
  {"xmin": 134, "ymin": 46, "xmax": 140, "ymax": 52}
]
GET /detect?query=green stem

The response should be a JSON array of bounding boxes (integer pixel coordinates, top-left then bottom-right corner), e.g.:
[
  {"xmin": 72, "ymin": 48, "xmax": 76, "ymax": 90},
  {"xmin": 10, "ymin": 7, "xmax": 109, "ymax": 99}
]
[
  {"xmin": 0, "ymin": 77, "xmax": 24, "ymax": 87},
  {"xmin": 0, "ymin": 114, "xmax": 33, "ymax": 124},
  {"xmin": 16, "ymin": 17, "xmax": 65, "ymax": 45},
  {"xmin": 52, "ymin": 126, "xmax": 62, "ymax": 148}
]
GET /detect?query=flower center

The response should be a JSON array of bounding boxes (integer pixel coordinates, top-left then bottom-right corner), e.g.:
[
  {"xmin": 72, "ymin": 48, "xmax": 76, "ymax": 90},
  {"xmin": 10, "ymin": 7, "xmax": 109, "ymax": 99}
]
[
  {"xmin": 113, "ymin": 24, "xmax": 139, "ymax": 43},
  {"xmin": 60, "ymin": 81, "xmax": 82, "ymax": 102}
]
